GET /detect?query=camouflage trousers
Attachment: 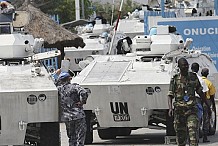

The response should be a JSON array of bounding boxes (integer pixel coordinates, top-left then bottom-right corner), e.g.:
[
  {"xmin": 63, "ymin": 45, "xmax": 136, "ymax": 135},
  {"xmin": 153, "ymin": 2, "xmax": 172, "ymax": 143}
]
[
  {"xmin": 202, "ymin": 99, "xmax": 211, "ymax": 135},
  {"xmin": 65, "ymin": 118, "xmax": 87, "ymax": 146},
  {"xmin": 174, "ymin": 107, "xmax": 199, "ymax": 146}
]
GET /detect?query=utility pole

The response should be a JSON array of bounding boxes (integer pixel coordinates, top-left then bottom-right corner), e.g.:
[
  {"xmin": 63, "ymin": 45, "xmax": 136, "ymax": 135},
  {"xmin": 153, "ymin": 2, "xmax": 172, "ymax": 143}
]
[
  {"xmin": 109, "ymin": 0, "xmax": 124, "ymax": 55},
  {"xmin": 111, "ymin": 0, "xmax": 115, "ymax": 25},
  {"xmin": 75, "ymin": 0, "xmax": 80, "ymax": 20},
  {"xmin": 81, "ymin": 0, "xmax": 85, "ymax": 19}
]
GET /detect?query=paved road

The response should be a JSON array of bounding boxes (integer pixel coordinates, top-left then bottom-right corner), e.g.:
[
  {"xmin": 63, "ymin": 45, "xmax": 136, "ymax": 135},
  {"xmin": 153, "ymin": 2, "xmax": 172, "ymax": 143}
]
[
  {"xmin": 60, "ymin": 122, "xmax": 218, "ymax": 146},
  {"xmin": 60, "ymin": 101, "xmax": 218, "ymax": 146}
]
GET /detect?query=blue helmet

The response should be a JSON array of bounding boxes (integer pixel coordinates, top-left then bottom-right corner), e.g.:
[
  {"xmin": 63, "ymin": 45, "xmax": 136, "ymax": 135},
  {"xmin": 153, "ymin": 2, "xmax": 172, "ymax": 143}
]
[
  {"xmin": 100, "ymin": 32, "xmax": 108, "ymax": 38},
  {"xmin": 58, "ymin": 72, "xmax": 70, "ymax": 80}
]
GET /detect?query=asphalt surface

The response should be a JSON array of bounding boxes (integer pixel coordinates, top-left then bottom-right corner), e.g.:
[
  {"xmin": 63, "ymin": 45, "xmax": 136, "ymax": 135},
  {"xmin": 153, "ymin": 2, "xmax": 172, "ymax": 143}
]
[
  {"xmin": 60, "ymin": 121, "xmax": 218, "ymax": 146},
  {"xmin": 60, "ymin": 103, "xmax": 218, "ymax": 146}
]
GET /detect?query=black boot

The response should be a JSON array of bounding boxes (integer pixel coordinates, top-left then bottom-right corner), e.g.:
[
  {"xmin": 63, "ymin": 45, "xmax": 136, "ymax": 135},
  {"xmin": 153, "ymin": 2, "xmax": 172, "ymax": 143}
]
[{"xmin": 203, "ymin": 134, "xmax": 210, "ymax": 143}]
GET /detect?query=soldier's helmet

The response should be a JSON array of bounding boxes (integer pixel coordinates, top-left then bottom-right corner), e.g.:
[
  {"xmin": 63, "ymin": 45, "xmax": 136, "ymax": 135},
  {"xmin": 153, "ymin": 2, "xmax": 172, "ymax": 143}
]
[{"xmin": 58, "ymin": 72, "xmax": 70, "ymax": 80}]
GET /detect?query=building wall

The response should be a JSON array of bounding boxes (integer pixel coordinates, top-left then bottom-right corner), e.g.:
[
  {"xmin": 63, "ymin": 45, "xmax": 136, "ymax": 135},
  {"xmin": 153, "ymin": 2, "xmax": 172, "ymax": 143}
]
[{"xmin": 147, "ymin": 16, "xmax": 218, "ymax": 69}]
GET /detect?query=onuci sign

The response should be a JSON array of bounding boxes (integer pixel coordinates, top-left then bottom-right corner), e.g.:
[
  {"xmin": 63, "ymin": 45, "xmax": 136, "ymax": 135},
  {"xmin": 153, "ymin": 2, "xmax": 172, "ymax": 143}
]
[{"xmin": 157, "ymin": 17, "xmax": 218, "ymax": 69}]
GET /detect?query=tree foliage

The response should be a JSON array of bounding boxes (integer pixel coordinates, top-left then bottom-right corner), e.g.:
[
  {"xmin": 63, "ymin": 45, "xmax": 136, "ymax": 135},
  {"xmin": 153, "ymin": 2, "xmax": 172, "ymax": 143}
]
[
  {"xmin": 11, "ymin": 0, "xmax": 141, "ymax": 24},
  {"xmin": 11, "ymin": 0, "xmax": 93, "ymax": 23},
  {"xmin": 92, "ymin": 0, "xmax": 140, "ymax": 24},
  {"xmin": 11, "ymin": 0, "xmax": 57, "ymax": 9}
]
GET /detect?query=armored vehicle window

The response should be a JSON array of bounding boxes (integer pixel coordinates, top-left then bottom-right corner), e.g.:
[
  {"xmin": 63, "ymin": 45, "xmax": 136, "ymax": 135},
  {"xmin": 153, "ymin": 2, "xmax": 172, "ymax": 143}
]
[{"xmin": 0, "ymin": 24, "xmax": 11, "ymax": 34}]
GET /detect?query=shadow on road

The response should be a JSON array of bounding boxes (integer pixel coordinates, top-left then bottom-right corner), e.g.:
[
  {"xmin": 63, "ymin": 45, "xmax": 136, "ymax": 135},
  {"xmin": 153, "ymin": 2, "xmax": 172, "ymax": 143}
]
[
  {"xmin": 91, "ymin": 131, "xmax": 166, "ymax": 145},
  {"xmin": 91, "ymin": 129, "xmax": 218, "ymax": 145}
]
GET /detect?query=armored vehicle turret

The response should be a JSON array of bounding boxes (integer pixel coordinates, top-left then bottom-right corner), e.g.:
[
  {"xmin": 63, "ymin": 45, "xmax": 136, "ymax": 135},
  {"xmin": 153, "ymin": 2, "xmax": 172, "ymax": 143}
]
[
  {"xmin": 0, "ymin": 13, "xmax": 60, "ymax": 145},
  {"xmin": 72, "ymin": 25, "xmax": 217, "ymax": 143},
  {"xmin": 64, "ymin": 19, "xmax": 118, "ymax": 73}
]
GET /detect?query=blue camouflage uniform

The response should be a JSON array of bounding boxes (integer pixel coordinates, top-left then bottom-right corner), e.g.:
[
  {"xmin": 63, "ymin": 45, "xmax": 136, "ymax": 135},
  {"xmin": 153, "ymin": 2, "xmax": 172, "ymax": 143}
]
[
  {"xmin": 168, "ymin": 72, "xmax": 203, "ymax": 146},
  {"xmin": 57, "ymin": 77, "xmax": 88, "ymax": 146}
]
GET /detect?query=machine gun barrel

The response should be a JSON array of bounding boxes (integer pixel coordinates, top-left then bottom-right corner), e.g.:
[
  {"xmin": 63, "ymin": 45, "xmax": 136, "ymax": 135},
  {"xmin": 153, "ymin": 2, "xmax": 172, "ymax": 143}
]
[
  {"xmin": 31, "ymin": 50, "xmax": 61, "ymax": 61},
  {"xmin": 108, "ymin": 0, "xmax": 124, "ymax": 55},
  {"xmin": 162, "ymin": 37, "xmax": 193, "ymax": 60}
]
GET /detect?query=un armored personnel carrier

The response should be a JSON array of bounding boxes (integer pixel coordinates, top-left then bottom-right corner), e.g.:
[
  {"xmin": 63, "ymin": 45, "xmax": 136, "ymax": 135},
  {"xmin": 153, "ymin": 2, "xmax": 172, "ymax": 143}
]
[
  {"xmin": 0, "ymin": 13, "xmax": 60, "ymax": 145},
  {"xmin": 64, "ymin": 19, "xmax": 115, "ymax": 73},
  {"xmin": 72, "ymin": 25, "xmax": 217, "ymax": 142}
]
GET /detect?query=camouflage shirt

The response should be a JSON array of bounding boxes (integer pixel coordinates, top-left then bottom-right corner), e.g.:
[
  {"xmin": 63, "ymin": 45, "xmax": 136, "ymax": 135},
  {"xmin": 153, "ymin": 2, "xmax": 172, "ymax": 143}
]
[
  {"xmin": 57, "ymin": 82, "xmax": 88, "ymax": 121},
  {"xmin": 168, "ymin": 72, "xmax": 202, "ymax": 108}
]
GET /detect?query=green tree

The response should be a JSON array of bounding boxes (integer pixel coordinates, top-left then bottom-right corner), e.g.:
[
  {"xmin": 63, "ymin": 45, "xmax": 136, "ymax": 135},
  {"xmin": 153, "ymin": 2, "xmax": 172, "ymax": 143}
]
[
  {"xmin": 12, "ymin": 0, "xmax": 140, "ymax": 25},
  {"xmin": 92, "ymin": 1, "xmax": 140, "ymax": 24},
  {"xmin": 44, "ymin": 0, "xmax": 93, "ymax": 23},
  {"xmin": 91, "ymin": 2, "xmax": 110, "ymax": 23},
  {"xmin": 12, "ymin": 0, "xmax": 59, "ymax": 9},
  {"xmin": 52, "ymin": 0, "xmax": 75, "ymax": 23},
  {"xmin": 12, "ymin": 0, "xmax": 93, "ymax": 24},
  {"xmin": 83, "ymin": 0, "xmax": 93, "ymax": 19},
  {"xmin": 122, "ymin": 0, "xmax": 138, "ymax": 18}
]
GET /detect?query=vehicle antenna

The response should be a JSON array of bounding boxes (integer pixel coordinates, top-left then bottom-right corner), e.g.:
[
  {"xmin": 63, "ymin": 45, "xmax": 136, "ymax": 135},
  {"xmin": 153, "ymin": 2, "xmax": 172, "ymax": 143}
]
[{"xmin": 108, "ymin": 0, "xmax": 124, "ymax": 55}]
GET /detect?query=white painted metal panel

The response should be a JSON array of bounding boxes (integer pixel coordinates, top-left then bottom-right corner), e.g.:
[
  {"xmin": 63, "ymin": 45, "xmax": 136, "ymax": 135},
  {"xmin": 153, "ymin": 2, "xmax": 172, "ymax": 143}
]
[
  {"xmin": 0, "ymin": 64, "xmax": 58, "ymax": 145},
  {"xmin": 0, "ymin": 34, "xmax": 33, "ymax": 58},
  {"xmin": 84, "ymin": 61, "xmax": 130, "ymax": 82}
]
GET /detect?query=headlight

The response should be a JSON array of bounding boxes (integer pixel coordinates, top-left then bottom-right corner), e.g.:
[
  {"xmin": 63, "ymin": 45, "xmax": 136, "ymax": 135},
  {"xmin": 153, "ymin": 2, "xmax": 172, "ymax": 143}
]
[
  {"xmin": 27, "ymin": 95, "xmax": 37, "ymax": 105},
  {"xmin": 38, "ymin": 94, "xmax": 47, "ymax": 101}
]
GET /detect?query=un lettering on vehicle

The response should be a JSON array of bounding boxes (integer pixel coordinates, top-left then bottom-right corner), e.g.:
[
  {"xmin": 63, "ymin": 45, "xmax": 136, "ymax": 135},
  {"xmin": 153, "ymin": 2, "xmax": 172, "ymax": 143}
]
[{"xmin": 110, "ymin": 102, "xmax": 130, "ymax": 122}]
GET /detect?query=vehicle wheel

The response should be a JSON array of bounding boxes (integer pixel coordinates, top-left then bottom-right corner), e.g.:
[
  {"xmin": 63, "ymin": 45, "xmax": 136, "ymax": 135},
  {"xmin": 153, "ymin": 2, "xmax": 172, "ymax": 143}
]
[
  {"xmin": 40, "ymin": 122, "xmax": 60, "ymax": 146},
  {"xmin": 209, "ymin": 106, "xmax": 216, "ymax": 135},
  {"xmin": 116, "ymin": 128, "xmax": 131, "ymax": 136},
  {"xmin": 85, "ymin": 111, "xmax": 93, "ymax": 144},
  {"xmin": 98, "ymin": 128, "xmax": 116, "ymax": 139},
  {"xmin": 166, "ymin": 110, "xmax": 176, "ymax": 136}
]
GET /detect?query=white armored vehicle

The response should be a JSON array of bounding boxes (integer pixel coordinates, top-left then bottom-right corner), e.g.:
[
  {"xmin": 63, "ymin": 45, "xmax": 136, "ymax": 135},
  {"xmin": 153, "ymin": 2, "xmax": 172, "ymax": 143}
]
[
  {"xmin": 0, "ymin": 13, "xmax": 60, "ymax": 145},
  {"xmin": 72, "ymin": 25, "xmax": 217, "ymax": 142},
  {"xmin": 64, "ymin": 17, "xmax": 141, "ymax": 74},
  {"xmin": 64, "ymin": 19, "xmax": 115, "ymax": 73},
  {"xmin": 116, "ymin": 8, "xmax": 145, "ymax": 39}
]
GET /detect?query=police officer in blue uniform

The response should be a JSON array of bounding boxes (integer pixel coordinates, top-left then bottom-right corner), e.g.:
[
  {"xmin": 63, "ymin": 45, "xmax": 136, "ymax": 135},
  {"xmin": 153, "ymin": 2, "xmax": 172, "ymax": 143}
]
[{"xmin": 57, "ymin": 72, "xmax": 89, "ymax": 146}]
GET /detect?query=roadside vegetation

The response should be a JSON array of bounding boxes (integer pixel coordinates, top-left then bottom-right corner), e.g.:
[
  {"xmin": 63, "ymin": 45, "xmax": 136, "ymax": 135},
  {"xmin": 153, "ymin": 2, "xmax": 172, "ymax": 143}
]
[{"xmin": 12, "ymin": 0, "xmax": 141, "ymax": 24}]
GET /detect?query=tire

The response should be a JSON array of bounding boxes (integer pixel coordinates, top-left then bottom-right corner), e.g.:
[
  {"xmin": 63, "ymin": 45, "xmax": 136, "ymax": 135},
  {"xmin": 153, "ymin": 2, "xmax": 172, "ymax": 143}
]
[
  {"xmin": 209, "ymin": 106, "xmax": 216, "ymax": 135},
  {"xmin": 166, "ymin": 110, "xmax": 176, "ymax": 136},
  {"xmin": 40, "ymin": 122, "xmax": 60, "ymax": 146},
  {"xmin": 98, "ymin": 128, "xmax": 117, "ymax": 139},
  {"xmin": 85, "ymin": 111, "xmax": 93, "ymax": 144},
  {"xmin": 25, "ymin": 123, "xmax": 40, "ymax": 144}
]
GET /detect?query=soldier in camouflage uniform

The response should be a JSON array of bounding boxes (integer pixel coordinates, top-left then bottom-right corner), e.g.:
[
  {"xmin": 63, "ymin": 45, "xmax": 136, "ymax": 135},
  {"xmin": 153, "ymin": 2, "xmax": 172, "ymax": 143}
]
[
  {"xmin": 168, "ymin": 58, "xmax": 211, "ymax": 146},
  {"xmin": 57, "ymin": 72, "xmax": 89, "ymax": 146}
]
